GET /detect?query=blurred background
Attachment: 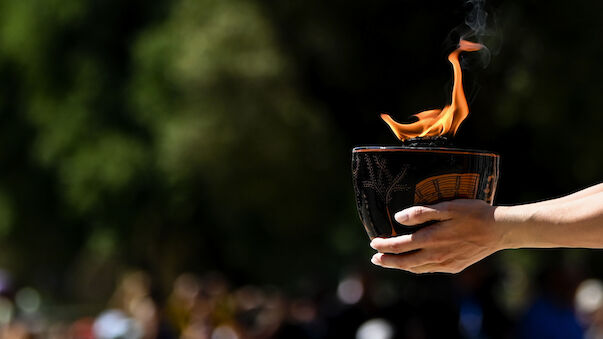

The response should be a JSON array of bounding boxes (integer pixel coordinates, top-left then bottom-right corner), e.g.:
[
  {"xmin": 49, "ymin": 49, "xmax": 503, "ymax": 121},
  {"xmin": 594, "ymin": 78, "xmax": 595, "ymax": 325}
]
[{"xmin": 0, "ymin": 0, "xmax": 601, "ymax": 338}]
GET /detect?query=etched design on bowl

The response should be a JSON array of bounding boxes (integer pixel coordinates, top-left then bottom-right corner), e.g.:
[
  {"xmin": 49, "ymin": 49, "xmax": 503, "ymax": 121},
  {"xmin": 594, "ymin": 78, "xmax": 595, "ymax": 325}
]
[
  {"xmin": 414, "ymin": 173, "xmax": 480, "ymax": 205},
  {"xmin": 353, "ymin": 153, "xmax": 412, "ymax": 236},
  {"xmin": 351, "ymin": 146, "xmax": 500, "ymax": 238}
]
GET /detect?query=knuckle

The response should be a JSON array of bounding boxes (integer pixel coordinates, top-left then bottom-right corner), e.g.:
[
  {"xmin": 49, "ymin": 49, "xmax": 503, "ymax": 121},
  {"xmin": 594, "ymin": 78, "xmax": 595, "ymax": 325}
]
[
  {"xmin": 390, "ymin": 243, "xmax": 404, "ymax": 253},
  {"xmin": 390, "ymin": 238, "xmax": 408, "ymax": 253},
  {"xmin": 374, "ymin": 239, "xmax": 394, "ymax": 252},
  {"xmin": 376, "ymin": 238, "xmax": 401, "ymax": 253},
  {"xmin": 410, "ymin": 207, "xmax": 427, "ymax": 219}
]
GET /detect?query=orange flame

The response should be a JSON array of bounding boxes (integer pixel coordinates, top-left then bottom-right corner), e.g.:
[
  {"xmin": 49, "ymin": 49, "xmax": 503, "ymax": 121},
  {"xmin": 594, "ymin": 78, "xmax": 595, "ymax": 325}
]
[{"xmin": 381, "ymin": 40, "xmax": 483, "ymax": 141}]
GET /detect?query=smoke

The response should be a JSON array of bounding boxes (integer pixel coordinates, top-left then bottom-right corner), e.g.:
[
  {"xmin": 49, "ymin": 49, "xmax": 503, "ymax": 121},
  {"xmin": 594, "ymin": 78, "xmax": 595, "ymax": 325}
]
[
  {"xmin": 446, "ymin": 0, "xmax": 501, "ymax": 69},
  {"xmin": 466, "ymin": 0, "xmax": 492, "ymax": 68},
  {"xmin": 465, "ymin": 0, "xmax": 488, "ymax": 38},
  {"xmin": 440, "ymin": 0, "xmax": 502, "ymax": 106}
]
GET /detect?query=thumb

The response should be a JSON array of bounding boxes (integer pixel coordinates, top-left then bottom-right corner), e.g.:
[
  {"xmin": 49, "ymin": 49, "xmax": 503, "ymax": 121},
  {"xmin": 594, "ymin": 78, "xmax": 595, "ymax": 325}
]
[{"xmin": 395, "ymin": 202, "xmax": 454, "ymax": 226}]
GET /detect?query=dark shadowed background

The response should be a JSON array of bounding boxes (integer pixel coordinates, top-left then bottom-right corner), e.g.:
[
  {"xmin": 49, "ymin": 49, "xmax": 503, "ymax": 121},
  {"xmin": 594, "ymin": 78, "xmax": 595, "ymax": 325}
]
[{"xmin": 0, "ymin": 0, "xmax": 601, "ymax": 337}]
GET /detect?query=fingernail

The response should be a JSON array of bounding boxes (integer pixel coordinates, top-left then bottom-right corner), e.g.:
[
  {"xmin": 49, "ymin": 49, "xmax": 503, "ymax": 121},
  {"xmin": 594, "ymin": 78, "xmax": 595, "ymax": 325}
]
[
  {"xmin": 395, "ymin": 211, "xmax": 409, "ymax": 223},
  {"xmin": 369, "ymin": 240, "xmax": 376, "ymax": 249}
]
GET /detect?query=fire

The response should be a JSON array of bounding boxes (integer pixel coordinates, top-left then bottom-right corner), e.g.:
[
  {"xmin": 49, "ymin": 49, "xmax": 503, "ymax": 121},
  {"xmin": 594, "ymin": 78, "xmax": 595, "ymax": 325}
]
[{"xmin": 381, "ymin": 40, "xmax": 483, "ymax": 141}]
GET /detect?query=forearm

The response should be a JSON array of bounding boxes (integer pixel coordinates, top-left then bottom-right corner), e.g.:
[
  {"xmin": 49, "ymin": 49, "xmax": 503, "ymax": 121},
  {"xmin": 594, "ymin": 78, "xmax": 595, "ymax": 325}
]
[
  {"xmin": 497, "ymin": 191, "xmax": 603, "ymax": 249},
  {"xmin": 523, "ymin": 182, "xmax": 603, "ymax": 207}
]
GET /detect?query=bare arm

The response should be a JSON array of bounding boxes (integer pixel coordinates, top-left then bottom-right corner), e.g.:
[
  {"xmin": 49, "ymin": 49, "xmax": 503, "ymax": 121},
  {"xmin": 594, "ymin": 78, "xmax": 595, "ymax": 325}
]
[
  {"xmin": 500, "ymin": 188, "xmax": 603, "ymax": 248},
  {"xmin": 370, "ymin": 183, "xmax": 603, "ymax": 274},
  {"xmin": 521, "ymin": 182, "xmax": 603, "ymax": 207}
]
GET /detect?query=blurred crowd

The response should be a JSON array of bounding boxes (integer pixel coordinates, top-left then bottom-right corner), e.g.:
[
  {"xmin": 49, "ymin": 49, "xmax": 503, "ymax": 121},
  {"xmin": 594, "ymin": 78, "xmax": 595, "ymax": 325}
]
[
  {"xmin": 0, "ymin": 263, "xmax": 602, "ymax": 338},
  {"xmin": 0, "ymin": 264, "xmax": 603, "ymax": 339}
]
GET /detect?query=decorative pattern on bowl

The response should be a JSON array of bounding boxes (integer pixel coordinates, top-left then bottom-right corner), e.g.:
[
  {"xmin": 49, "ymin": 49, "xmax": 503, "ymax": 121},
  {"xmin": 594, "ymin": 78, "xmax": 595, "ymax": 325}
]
[{"xmin": 352, "ymin": 147, "xmax": 500, "ymax": 239}]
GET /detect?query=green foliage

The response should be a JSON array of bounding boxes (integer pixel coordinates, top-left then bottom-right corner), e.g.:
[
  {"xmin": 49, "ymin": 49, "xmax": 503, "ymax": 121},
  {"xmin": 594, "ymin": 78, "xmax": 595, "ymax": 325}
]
[
  {"xmin": 127, "ymin": 0, "xmax": 345, "ymax": 282},
  {"xmin": 0, "ymin": 0, "xmax": 349, "ymax": 297},
  {"xmin": 0, "ymin": 0, "xmax": 601, "ymax": 306}
]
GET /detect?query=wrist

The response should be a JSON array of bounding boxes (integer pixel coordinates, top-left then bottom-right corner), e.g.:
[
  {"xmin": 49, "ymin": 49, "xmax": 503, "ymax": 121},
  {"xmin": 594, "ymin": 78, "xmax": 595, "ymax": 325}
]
[{"xmin": 493, "ymin": 205, "xmax": 530, "ymax": 250}]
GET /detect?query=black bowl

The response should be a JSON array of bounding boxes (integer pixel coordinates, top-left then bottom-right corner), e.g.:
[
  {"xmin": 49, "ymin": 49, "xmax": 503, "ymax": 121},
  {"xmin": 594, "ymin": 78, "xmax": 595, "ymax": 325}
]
[{"xmin": 352, "ymin": 146, "xmax": 500, "ymax": 239}]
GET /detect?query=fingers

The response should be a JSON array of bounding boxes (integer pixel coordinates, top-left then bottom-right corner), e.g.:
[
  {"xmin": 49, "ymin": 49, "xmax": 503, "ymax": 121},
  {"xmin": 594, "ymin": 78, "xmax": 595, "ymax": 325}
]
[
  {"xmin": 371, "ymin": 252, "xmax": 463, "ymax": 274},
  {"xmin": 371, "ymin": 250, "xmax": 449, "ymax": 270},
  {"xmin": 371, "ymin": 219, "xmax": 451, "ymax": 253},
  {"xmin": 395, "ymin": 202, "xmax": 455, "ymax": 226},
  {"xmin": 371, "ymin": 229, "xmax": 430, "ymax": 254},
  {"xmin": 407, "ymin": 260, "xmax": 465, "ymax": 274}
]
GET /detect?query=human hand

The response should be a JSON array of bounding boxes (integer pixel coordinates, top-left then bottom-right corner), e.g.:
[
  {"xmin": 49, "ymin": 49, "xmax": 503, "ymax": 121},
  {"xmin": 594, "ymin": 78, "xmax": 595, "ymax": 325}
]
[{"xmin": 370, "ymin": 200, "xmax": 504, "ymax": 274}]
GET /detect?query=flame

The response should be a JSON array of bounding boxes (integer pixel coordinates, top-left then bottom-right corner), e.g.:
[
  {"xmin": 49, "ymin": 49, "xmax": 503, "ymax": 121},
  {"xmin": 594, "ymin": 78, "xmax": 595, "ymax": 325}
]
[{"xmin": 381, "ymin": 40, "xmax": 483, "ymax": 141}]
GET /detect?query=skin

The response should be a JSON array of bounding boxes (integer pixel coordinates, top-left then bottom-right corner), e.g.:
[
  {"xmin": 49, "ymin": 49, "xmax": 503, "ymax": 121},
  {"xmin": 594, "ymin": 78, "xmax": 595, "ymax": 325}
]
[{"xmin": 370, "ymin": 183, "xmax": 603, "ymax": 274}]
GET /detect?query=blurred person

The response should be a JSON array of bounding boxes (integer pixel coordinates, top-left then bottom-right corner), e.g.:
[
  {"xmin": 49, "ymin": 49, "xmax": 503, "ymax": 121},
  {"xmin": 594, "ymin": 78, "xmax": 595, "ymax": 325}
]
[
  {"xmin": 178, "ymin": 273, "xmax": 245, "ymax": 339},
  {"xmin": 93, "ymin": 309, "xmax": 143, "ymax": 339},
  {"xmin": 517, "ymin": 265, "xmax": 583, "ymax": 339},
  {"xmin": 370, "ymin": 183, "xmax": 603, "ymax": 273},
  {"xmin": 109, "ymin": 271, "xmax": 152, "ymax": 312},
  {"xmin": 166, "ymin": 273, "xmax": 201, "ymax": 334},
  {"xmin": 180, "ymin": 292, "xmax": 212, "ymax": 339},
  {"xmin": 0, "ymin": 321, "xmax": 29, "ymax": 339},
  {"xmin": 200, "ymin": 273, "xmax": 237, "ymax": 331},
  {"xmin": 107, "ymin": 270, "xmax": 158, "ymax": 339},
  {"xmin": 100, "ymin": 270, "xmax": 174, "ymax": 339}
]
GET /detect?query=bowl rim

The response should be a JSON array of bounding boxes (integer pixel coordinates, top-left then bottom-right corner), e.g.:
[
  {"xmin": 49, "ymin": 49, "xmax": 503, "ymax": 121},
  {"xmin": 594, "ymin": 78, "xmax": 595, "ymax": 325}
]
[{"xmin": 352, "ymin": 146, "xmax": 500, "ymax": 157}]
